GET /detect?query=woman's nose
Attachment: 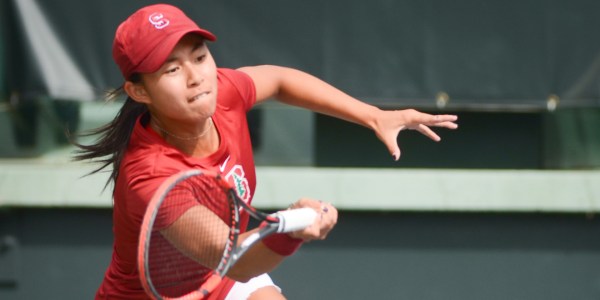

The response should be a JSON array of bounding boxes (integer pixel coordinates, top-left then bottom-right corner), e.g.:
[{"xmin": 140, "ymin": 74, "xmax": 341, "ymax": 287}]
[{"xmin": 185, "ymin": 64, "xmax": 203, "ymax": 87}]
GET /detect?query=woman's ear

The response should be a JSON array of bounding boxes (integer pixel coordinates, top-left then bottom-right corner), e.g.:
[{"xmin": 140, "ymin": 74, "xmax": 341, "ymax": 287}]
[{"xmin": 124, "ymin": 81, "xmax": 151, "ymax": 104}]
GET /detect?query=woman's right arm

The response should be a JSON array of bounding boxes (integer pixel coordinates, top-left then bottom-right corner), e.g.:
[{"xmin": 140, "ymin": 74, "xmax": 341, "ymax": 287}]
[{"xmin": 160, "ymin": 198, "xmax": 337, "ymax": 282}]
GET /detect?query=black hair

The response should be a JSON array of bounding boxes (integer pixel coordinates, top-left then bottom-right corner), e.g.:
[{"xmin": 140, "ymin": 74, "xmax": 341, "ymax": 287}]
[{"xmin": 71, "ymin": 74, "xmax": 147, "ymax": 188}]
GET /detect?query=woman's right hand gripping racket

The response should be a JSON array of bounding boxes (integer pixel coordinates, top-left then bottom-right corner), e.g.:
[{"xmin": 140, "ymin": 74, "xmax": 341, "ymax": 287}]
[{"xmin": 138, "ymin": 169, "xmax": 317, "ymax": 300}]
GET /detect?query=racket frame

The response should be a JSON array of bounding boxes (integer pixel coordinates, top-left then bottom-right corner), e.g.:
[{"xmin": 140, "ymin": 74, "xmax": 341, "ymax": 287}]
[{"xmin": 138, "ymin": 169, "xmax": 282, "ymax": 300}]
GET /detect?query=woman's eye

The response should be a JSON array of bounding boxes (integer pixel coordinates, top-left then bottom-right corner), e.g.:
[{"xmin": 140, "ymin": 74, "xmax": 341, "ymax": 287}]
[
  {"xmin": 165, "ymin": 67, "xmax": 178, "ymax": 74},
  {"xmin": 196, "ymin": 55, "xmax": 206, "ymax": 62}
]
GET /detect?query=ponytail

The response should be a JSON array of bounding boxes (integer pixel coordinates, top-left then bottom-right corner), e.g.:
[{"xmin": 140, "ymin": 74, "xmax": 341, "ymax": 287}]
[{"xmin": 72, "ymin": 79, "xmax": 147, "ymax": 188}]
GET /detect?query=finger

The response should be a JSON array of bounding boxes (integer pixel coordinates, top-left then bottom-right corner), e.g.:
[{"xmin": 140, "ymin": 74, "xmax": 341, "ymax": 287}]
[
  {"xmin": 430, "ymin": 121, "xmax": 459, "ymax": 129},
  {"xmin": 422, "ymin": 121, "xmax": 458, "ymax": 127},
  {"xmin": 318, "ymin": 205, "xmax": 337, "ymax": 239},
  {"xmin": 380, "ymin": 131, "xmax": 401, "ymax": 161},
  {"xmin": 307, "ymin": 222, "xmax": 322, "ymax": 239},
  {"xmin": 290, "ymin": 219, "xmax": 321, "ymax": 241},
  {"xmin": 416, "ymin": 124, "xmax": 441, "ymax": 141},
  {"xmin": 319, "ymin": 202, "xmax": 337, "ymax": 220},
  {"xmin": 319, "ymin": 220, "xmax": 336, "ymax": 239},
  {"xmin": 291, "ymin": 198, "xmax": 320, "ymax": 210},
  {"xmin": 430, "ymin": 114, "xmax": 458, "ymax": 123},
  {"xmin": 392, "ymin": 146, "xmax": 401, "ymax": 161}
]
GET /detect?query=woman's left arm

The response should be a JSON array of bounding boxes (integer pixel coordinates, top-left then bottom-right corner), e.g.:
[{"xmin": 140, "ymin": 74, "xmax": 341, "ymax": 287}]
[{"xmin": 238, "ymin": 65, "xmax": 458, "ymax": 160}]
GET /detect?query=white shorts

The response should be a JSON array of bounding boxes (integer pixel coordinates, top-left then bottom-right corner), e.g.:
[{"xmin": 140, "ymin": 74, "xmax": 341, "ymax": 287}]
[{"xmin": 224, "ymin": 273, "xmax": 281, "ymax": 300}]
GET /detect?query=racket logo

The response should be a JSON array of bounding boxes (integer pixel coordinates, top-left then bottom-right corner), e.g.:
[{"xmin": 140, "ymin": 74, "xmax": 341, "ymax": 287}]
[{"xmin": 148, "ymin": 13, "xmax": 169, "ymax": 29}]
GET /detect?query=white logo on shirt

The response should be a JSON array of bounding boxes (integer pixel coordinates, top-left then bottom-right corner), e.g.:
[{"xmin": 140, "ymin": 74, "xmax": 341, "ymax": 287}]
[
  {"xmin": 226, "ymin": 165, "xmax": 250, "ymax": 203},
  {"xmin": 219, "ymin": 155, "xmax": 231, "ymax": 173},
  {"xmin": 219, "ymin": 155, "xmax": 251, "ymax": 203}
]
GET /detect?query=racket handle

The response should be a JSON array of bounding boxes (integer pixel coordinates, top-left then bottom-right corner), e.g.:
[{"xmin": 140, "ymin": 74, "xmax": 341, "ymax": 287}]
[{"xmin": 275, "ymin": 208, "xmax": 318, "ymax": 233}]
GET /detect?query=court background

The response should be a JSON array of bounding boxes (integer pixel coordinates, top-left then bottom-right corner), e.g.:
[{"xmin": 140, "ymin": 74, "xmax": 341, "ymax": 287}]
[{"xmin": 1, "ymin": 0, "xmax": 600, "ymax": 299}]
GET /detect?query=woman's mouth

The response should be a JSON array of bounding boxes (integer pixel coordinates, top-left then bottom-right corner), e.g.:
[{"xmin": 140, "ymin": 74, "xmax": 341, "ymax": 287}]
[{"xmin": 189, "ymin": 92, "xmax": 209, "ymax": 102}]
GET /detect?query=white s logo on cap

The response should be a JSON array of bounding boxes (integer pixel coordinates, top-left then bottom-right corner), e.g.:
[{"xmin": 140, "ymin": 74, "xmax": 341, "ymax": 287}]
[{"xmin": 149, "ymin": 13, "xmax": 169, "ymax": 29}]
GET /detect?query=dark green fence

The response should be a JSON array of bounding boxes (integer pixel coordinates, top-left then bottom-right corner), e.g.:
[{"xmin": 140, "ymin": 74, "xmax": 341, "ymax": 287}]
[
  {"xmin": 3, "ymin": 0, "xmax": 600, "ymax": 108},
  {"xmin": 1, "ymin": 0, "xmax": 599, "ymax": 166}
]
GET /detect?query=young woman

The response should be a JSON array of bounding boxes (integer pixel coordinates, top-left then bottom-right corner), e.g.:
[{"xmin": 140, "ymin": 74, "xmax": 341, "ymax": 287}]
[{"xmin": 74, "ymin": 4, "xmax": 458, "ymax": 300}]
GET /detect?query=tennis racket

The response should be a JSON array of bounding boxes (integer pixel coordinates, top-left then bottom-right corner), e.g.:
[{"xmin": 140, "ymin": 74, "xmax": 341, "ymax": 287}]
[{"xmin": 138, "ymin": 169, "xmax": 317, "ymax": 300}]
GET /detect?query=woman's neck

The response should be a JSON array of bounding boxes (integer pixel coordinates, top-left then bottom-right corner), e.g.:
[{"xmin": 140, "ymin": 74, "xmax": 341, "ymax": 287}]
[{"xmin": 150, "ymin": 117, "xmax": 219, "ymax": 157}]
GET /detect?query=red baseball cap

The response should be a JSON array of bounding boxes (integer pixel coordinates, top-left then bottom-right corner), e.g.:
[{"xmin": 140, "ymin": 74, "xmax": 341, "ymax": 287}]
[{"xmin": 112, "ymin": 4, "xmax": 216, "ymax": 80}]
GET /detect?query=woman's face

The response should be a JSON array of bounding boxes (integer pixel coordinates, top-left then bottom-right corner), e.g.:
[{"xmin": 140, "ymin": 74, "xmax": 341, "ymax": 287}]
[{"xmin": 137, "ymin": 34, "xmax": 218, "ymax": 126}]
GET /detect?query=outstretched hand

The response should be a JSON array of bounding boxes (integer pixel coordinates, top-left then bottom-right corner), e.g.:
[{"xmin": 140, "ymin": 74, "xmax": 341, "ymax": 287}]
[{"xmin": 373, "ymin": 109, "xmax": 458, "ymax": 161}]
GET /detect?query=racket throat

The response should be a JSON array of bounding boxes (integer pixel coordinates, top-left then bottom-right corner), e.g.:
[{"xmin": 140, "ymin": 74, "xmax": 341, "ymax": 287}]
[{"xmin": 215, "ymin": 230, "xmax": 239, "ymax": 276}]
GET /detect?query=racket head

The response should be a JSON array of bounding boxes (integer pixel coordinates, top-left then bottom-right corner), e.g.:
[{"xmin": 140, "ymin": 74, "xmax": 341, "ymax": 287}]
[{"xmin": 137, "ymin": 169, "xmax": 240, "ymax": 300}]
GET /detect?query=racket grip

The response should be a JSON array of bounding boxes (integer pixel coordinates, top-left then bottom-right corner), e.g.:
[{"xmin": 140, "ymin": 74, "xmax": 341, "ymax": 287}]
[{"xmin": 275, "ymin": 208, "xmax": 318, "ymax": 233}]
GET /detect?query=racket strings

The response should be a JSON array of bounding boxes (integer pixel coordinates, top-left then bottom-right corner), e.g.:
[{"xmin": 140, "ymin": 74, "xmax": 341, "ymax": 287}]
[{"xmin": 146, "ymin": 174, "xmax": 237, "ymax": 298}]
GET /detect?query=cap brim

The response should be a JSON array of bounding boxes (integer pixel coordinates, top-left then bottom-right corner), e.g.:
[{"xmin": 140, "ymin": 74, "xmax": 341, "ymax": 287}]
[{"xmin": 135, "ymin": 29, "xmax": 216, "ymax": 75}]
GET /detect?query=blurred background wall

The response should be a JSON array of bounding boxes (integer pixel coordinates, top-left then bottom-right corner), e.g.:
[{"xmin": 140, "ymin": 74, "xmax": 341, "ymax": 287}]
[{"xmin": 1, "ymin": 0, "xmax": 600, "ymax": 299}]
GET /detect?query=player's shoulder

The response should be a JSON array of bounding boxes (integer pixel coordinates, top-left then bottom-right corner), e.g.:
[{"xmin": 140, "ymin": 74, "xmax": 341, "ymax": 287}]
[
  {"xmin": 217, "ymin": 68, "xmax": 252, "ymax": 86},
  {"xmin": 122, "ymin": 140, "xmax": 186, "ymax": 187},
  {"xmin": 216, "ymin": 68, "xmax": 256, "ymax": 109}
]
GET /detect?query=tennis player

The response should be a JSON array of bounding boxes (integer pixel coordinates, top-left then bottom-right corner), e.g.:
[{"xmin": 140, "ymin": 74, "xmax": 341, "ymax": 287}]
[{"xmin": 74, "ymin": 4, "xmax": 458, "ymax": 300}]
